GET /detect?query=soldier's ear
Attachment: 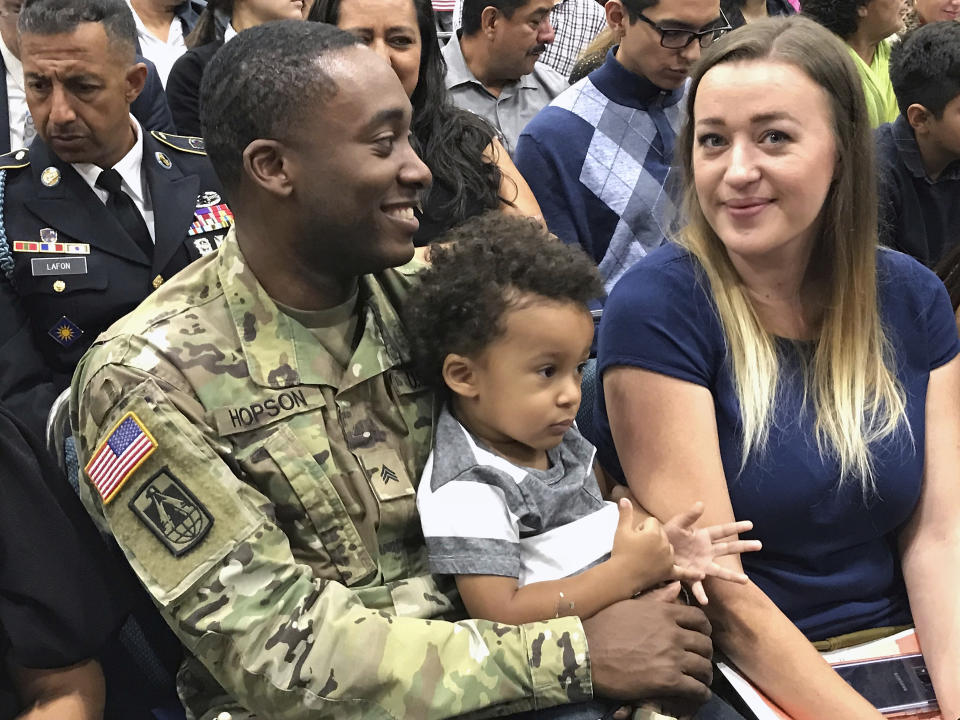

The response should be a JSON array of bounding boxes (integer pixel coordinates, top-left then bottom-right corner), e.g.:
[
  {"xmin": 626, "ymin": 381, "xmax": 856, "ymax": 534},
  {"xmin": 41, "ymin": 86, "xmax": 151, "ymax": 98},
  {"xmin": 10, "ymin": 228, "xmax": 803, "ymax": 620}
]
[
  {"xmin": 442, "ymin": 354, "xmax": 479, "ymax": 399},
  {"xmin": 242, "ymin": 139, "xmax": 293, "ymax": 197},
  {"xmin": 124, "ymin": 62, "xmax": 148, "ymax": 105}
]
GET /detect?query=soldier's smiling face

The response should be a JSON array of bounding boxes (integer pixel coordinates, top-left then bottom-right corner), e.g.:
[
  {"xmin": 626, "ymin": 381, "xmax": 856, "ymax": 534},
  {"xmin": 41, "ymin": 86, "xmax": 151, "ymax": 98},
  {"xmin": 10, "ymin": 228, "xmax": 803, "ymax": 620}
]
[
  {"xmin": 21, "ymin": 22, "xmax": 146, "ymax": 167},
  {"xmin": 281, "ymin": 46, "xmax": 431, "ymax": 276}
]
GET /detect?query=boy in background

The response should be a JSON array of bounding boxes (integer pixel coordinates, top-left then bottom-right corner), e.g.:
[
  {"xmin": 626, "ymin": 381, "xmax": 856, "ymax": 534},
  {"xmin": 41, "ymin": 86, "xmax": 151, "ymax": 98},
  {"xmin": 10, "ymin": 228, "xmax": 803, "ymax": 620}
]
[
  {"xmin": 405, "ymin": 213, "xmax": 760, "ymax": 720},
  {"xmin": 879, "ymin": 20, "xmax": 960, "ymax": 266}
]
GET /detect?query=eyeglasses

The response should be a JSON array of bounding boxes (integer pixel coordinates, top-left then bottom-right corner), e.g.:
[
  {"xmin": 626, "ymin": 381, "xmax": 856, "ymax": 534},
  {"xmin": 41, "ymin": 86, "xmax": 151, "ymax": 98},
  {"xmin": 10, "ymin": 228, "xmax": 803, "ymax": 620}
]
[{"xmin": 635, "ymin": 10, "xmax": 732, "ymax": 49}]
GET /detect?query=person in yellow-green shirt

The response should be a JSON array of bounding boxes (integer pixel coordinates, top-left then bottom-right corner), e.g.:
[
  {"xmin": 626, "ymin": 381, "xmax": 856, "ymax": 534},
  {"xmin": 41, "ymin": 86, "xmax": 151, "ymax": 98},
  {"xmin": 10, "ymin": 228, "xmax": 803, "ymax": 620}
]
[{"xmin": 803, "ymin": 0, "xmax": 903, "ymax": 127}]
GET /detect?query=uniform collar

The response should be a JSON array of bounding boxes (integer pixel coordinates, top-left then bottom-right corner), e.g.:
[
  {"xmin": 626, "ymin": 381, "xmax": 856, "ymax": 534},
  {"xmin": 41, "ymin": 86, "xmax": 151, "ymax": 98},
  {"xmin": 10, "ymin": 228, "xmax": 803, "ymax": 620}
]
[
  {"xmin": 218, "ymin": 227, "xmax": 415, "ymax": 390},
  {"xmin": 72, "ymin": 116, "xmax": 147, "ymax": 205}
]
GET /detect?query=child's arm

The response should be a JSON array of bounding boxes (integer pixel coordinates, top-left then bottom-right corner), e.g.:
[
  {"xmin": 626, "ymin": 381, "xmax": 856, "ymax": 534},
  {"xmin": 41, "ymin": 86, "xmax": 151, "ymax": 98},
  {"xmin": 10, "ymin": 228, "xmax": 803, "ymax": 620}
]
[
  {"xmin": 611, "ymin": 486, "xmax": 763, "ymax": 604},
  {"xmin": 457, "ymin": 499, "xmax": 674, "ymax": 625}
]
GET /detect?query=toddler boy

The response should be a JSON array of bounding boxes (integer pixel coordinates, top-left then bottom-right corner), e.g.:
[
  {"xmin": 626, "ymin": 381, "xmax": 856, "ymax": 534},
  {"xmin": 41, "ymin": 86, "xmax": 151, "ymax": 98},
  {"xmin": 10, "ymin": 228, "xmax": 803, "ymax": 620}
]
[{"xmin": 405, "ymin": 213, "xmax": 760, "ymax": 720}]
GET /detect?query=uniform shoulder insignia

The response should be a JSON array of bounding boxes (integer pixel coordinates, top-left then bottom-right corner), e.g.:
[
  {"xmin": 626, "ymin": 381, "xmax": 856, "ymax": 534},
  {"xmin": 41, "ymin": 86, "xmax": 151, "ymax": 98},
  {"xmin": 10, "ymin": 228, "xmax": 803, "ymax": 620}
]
[
  {"xmin": 150, "ymin": 131, "xmax": 207, "ymax": 155},
  {"xmin": 0, "ymin": 147, "xmax": 30, "ymax": 170}
]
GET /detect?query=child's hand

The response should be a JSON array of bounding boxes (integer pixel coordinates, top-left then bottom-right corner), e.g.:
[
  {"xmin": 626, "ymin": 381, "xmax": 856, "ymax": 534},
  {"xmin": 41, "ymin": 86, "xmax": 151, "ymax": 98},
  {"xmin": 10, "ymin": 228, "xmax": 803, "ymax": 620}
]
[
  {"xmin": 611, "ymin": 499, "xmax": 675, "ymax": 592},
  {"xmin": 663, "ymin": 501, "xmax": 762, "ymax": 605}
]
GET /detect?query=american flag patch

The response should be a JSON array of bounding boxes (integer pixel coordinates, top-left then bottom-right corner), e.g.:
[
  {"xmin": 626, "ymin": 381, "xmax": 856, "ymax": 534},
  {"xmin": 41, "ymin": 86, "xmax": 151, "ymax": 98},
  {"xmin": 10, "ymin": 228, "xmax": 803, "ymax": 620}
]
[{"xmin": 85, "ymin": 413, "xmax": 157, "ymax": 503}]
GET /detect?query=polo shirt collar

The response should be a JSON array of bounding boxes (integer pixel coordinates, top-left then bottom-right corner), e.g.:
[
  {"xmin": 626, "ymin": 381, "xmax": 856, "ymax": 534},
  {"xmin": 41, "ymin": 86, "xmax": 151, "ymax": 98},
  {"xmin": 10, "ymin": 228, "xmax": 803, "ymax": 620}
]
[
  {"xmin": 590, "ymin": 47, "xmax": 686, "ymax": 111},
  {"xmin": 893, "ymin": 115, "xmax": 960, "ymax": 182}
]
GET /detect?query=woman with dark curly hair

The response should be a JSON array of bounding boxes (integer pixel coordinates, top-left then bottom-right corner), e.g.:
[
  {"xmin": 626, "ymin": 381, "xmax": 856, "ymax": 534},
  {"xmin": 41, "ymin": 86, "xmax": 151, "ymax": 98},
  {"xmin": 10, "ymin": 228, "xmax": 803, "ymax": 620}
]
[
  {"xmin": 310, "ymin": 0, "xmax": 542, "ymax": 244},
  {"xmin": 803, "ymin": 0, "xmax": 902, "ymax": 126}
]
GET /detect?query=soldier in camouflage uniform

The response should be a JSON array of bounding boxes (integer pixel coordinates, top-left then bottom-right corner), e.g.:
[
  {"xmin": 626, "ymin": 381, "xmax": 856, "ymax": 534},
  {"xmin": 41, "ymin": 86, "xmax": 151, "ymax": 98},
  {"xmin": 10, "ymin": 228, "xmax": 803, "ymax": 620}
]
[{"xmin": 71, "ymin": 20, "xmax": 717, "ymax": 720}]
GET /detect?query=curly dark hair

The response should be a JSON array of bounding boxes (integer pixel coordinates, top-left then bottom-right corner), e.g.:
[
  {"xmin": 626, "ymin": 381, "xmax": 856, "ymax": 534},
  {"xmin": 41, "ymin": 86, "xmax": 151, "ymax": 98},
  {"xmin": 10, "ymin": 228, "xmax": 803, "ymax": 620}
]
[
  {"xmin": 309, "ymin": 0, "xmax": 504, "ymax": 243},
  {"xmin": 891, "ymin": 21, "xmax": 960, "ymax": 118},
  {"xmin": 403, "ymin": 212, "xmax": 605, "ymax": 391},
  {"xmin": 802, "ymin": 0, "xmax": 870, "ymax": 39}
]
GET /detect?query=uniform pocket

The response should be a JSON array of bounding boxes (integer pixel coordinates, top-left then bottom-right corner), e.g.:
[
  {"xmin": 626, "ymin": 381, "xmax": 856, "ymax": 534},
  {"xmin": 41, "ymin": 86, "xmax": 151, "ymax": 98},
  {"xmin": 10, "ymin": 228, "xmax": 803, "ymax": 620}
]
[
  {"xmin": 236, "ymin": 425, "xmax": 379, "ymax": 587},
  {"xmin": 14, "ymin": 259, "xmax": 108, "ymax": 295}
]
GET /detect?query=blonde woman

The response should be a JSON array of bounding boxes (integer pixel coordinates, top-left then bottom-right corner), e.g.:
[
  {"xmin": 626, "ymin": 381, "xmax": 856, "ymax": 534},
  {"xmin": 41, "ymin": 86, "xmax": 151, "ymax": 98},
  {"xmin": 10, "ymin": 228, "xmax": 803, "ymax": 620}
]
[{"xmin": 588, "ymin": 15, "xmax": 960, "ymax": 720}]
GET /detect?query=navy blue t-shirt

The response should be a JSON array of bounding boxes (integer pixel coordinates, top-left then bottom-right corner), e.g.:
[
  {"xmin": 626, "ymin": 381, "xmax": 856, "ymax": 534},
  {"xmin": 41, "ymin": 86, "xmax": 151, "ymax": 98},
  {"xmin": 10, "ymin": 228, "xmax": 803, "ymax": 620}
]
[{"xmin": 588, "ymin": 242, "xmax": 960, "ymax": 641}]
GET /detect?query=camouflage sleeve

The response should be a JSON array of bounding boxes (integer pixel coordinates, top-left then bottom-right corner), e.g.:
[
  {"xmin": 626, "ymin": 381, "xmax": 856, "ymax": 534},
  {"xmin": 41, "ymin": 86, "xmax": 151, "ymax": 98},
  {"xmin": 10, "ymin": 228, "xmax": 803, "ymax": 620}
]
[{"xmin": 72, "ymin": 359, "xmax": 593, "ymax": 720}]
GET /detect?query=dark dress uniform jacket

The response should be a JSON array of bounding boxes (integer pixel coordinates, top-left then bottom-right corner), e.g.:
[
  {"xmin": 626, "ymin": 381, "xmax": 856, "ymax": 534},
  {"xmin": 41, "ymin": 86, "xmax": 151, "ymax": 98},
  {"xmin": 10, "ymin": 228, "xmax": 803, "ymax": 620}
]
[{"xmin": 0, "ymin": 131, "xmax": 232, "ymax": 437}]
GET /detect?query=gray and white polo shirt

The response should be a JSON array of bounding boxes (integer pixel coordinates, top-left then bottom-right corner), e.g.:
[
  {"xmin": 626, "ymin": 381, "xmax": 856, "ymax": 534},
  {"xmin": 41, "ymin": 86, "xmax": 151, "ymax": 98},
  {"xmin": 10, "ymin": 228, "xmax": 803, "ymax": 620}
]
[{"xmin": 416, "ymin": 407, "xmax": 618, "ymax": 586}]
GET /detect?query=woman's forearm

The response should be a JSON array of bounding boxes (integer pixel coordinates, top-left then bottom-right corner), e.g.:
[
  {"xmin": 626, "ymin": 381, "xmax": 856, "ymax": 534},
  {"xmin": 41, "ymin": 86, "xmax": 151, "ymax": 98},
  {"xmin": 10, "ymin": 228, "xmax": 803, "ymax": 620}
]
[
  {"xmin": 705, "ymin": 579, "xmax": 882, "ymax": 720},
  {"xmin": 901, "ymin": 530, "xmax": 960, "ymax": 719}
]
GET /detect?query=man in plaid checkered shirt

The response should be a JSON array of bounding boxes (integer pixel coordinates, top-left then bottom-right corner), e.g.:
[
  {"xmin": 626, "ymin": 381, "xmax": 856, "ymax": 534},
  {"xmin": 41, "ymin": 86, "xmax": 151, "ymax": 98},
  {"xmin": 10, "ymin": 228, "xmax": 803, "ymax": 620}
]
[
  {"xmin": 538, "ymin": 0, "xmax": 607, "ymax": 78},
  {"xmin": 514, "ymin": 0, "xmax": 727, "ymax": 294}
]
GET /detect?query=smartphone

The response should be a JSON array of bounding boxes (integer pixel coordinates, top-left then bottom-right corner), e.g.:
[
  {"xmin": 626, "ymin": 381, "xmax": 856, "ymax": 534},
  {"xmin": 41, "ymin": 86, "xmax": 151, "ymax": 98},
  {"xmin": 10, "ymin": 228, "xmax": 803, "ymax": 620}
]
[{"xmin": 834, "ymin": 654, "xmax": 938, "ymax": 715}]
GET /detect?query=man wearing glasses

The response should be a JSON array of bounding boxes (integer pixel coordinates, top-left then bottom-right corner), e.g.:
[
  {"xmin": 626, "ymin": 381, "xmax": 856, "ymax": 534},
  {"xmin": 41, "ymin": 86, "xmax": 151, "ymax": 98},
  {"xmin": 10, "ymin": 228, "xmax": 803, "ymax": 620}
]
[{"xmin": 515, "ymin": 0, "xmax": 728, "ymax": 293}]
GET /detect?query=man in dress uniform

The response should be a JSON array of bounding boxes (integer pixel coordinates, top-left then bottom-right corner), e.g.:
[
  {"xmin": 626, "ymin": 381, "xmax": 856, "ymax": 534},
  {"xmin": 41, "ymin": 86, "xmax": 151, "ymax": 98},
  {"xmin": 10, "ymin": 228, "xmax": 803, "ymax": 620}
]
[
  {"xmin": 0, "ymin": 0, "xmax": 230, "ymax": 437},
  {"xmin": 72, "ymin": 19, "xmax": 719, "ymax": 720}
]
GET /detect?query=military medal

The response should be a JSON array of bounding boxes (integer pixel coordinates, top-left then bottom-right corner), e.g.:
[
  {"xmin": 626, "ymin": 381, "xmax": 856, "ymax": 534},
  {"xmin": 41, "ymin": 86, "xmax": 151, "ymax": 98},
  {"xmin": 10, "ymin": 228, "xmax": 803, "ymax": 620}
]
[
  {"xmin": 193, "ymin": 237, "xmax": 215, "ymax": 256},
  {"xmin": 40, "ymin": 166, "xmax": 60, "ymax": 187},
  {"xmin": 13, "ymin": 239, "xmax": 90, "ymax": 254},
  {"xmin": 188, "ymin": 203, "xmax": 234, "ymax": 236},
  {"xmin": 196, "ymin": 191, "xmax": 221, "ymax": 207}
]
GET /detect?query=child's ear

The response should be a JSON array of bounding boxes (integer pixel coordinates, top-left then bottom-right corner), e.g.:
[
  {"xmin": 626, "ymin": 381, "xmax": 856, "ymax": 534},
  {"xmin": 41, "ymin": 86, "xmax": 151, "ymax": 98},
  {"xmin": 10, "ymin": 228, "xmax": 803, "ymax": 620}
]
[
  {"xmin": 442, "ymin": 354, "xmax": 479, "ymax": 398},
  {"xmin": 906, "ymin": 103, "xmax": 932, "ymax": 134}
]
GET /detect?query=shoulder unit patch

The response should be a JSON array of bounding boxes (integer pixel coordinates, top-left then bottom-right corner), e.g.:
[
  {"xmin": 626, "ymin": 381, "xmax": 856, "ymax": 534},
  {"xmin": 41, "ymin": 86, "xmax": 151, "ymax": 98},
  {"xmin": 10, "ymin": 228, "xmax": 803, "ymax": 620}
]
[{"xmin": 129, "ymin": 468, "xmax": 213, "ymax": 556}]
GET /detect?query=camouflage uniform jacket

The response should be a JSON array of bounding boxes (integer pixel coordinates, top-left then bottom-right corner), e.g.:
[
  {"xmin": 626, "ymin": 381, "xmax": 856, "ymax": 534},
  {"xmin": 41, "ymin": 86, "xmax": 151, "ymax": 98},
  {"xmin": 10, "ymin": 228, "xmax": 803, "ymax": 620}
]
[{"xmin": 71, "ymin": 227, "xmax": 592, "ymax": 720}]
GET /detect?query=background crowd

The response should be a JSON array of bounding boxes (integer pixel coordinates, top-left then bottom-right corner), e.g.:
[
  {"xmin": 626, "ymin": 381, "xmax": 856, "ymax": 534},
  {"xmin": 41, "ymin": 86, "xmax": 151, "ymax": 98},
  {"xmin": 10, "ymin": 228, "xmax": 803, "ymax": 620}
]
[{"xmin": 0, "ymin": 0, "xmax": 957, "ymax": 718}]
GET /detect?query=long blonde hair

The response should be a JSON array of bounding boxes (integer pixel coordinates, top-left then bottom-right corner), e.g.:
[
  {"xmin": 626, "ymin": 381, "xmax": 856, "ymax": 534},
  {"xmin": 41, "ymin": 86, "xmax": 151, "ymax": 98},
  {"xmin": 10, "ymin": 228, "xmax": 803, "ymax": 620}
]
[{"xmin": 674, "ymin": 16, "xmax": 908, "ymax": 494}]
